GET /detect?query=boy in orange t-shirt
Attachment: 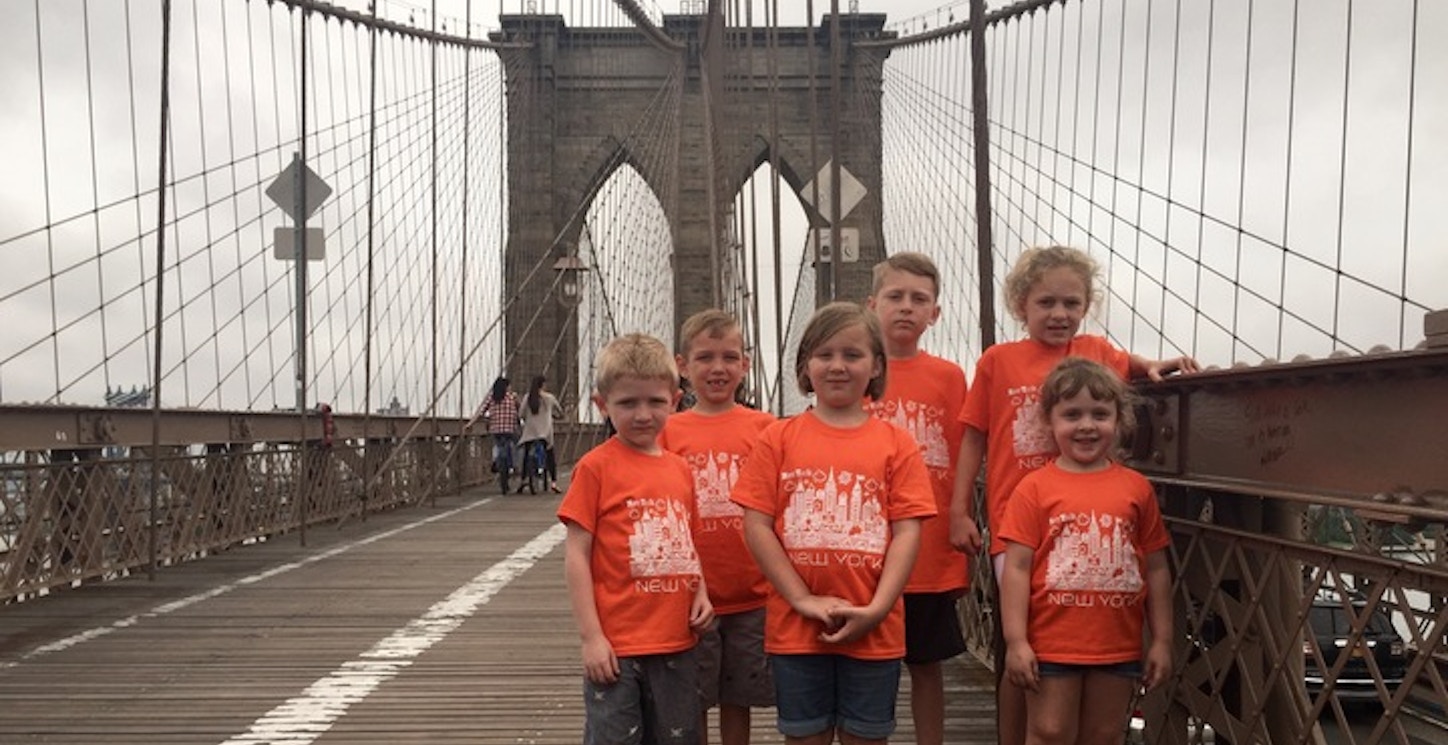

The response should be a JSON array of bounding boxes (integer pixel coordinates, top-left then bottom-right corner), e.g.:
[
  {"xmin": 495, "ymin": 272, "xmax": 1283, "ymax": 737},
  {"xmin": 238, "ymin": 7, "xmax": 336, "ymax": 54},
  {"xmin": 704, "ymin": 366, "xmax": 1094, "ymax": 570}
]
[
  {"xmin": 733, "ymin": 302, "xmax": 936, "ymax": 745},
  {"xmin": 864, "ymin": 253, "xmax": 968, "ymax": 745},
  {"xmin": 660, "ymin": 309, "xmax": 776, "ymax": 745},
  {"xmin": 558, "ymin": 333, "xmax": 714, "ymax": 744}
]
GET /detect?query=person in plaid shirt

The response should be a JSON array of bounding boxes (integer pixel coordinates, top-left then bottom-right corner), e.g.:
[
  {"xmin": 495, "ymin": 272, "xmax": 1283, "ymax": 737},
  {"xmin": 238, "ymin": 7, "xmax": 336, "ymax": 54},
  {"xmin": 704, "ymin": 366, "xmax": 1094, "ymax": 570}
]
[{"xmin": 467, "ymin": 376, "xmax": 521, "ymax": 489}]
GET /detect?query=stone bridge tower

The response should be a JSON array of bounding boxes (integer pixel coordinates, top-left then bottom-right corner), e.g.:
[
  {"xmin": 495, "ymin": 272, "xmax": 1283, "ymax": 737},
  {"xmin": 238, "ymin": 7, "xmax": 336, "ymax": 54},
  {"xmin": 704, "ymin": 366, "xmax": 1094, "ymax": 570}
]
[{"xmin": 493, "ymin": 13, "xmax": 893, "ymax": 400}]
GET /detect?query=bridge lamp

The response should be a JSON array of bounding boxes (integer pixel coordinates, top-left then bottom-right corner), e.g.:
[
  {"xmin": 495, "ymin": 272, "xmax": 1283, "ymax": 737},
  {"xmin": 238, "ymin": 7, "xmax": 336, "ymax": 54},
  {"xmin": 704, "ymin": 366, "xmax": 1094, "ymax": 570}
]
[{"xmin": 552, "ymin": 254, "xmax": 589, "ymax": 308}]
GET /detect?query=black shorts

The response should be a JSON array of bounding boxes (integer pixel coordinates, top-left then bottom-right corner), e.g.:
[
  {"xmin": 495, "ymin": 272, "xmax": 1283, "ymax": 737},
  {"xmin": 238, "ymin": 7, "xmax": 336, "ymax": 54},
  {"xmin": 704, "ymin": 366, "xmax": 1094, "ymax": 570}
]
[{"xmin": 903, "ymin": 592, "xmax": 967, "ymax": 665}]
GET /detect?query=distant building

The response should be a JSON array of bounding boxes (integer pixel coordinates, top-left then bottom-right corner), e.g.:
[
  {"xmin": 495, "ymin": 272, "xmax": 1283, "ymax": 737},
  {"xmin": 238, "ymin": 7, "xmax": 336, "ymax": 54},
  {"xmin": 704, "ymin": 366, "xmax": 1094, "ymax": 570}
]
[
  {"xmin": 106, "ymin": 385, "xmax": 151, "ymax": 408},
  {"xmin": 378, "ymin": 395, "xmax": 408, "ymax": 416}
]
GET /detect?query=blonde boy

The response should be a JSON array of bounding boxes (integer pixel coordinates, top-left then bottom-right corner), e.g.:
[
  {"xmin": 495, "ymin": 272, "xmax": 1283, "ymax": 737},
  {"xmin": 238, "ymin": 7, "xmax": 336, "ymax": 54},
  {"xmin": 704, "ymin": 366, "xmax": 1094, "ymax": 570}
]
[
  {"xmin": 660, "ymin": 310, "xmax": 776, "ymax": 745},
  {"xmin": 558, "ymin": 333, "xmax": 714, "ymax": 744},
  {"xmin": 865, "ymin": 253, "xmax": 970, "ymax": 745}
]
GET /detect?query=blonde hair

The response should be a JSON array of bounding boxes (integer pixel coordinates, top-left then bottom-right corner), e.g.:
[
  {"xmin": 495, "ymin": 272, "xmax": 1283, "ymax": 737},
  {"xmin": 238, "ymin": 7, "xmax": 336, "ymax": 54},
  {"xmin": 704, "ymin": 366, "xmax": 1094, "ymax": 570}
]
[
  {"xmin": 1003, "ymin": 246, "xmax": 1102, "ymax": 323},
  {"xmin": 594, "ymin": 333, "xmax": 679, "ymax": 396},
  {"xmin": 1038, "ymin": 357, "xmax": 1137, "ymax": 440},
  {"xmin": 871, "ymin": 251, "xmax": 940, "ymax": 298},
  {"xmin": 678, "ymin": 309, "xmax": 744, "ymax": 356},
  {"xmin": 794, "ymin": 302, "xmax": 887, "ymax": 401}
]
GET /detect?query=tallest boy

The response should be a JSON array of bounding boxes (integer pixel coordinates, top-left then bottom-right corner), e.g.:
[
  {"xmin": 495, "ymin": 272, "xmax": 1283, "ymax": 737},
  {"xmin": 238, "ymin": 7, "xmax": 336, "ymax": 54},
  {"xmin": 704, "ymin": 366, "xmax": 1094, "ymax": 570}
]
[{"xmin": 866, "ymin": 252, "xmax": 970, "ymax": 745}]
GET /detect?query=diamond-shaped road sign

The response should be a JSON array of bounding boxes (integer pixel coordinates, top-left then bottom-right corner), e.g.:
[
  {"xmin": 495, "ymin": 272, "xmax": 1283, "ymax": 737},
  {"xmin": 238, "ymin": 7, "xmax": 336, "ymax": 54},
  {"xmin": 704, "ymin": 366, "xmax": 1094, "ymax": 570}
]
[
  {"xmin": 266, "ymin": 154, "xmax": 332, "ymax": 223},
  {"xmin": 799, "ymin": 160, "xmax": 867, "ymax": 225}
]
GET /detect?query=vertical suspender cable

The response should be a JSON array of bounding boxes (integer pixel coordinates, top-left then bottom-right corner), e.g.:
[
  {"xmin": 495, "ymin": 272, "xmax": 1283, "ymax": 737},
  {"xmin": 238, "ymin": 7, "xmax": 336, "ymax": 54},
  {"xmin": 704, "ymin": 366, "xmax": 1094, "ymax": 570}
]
[
  {"xmin": 1191, "ymin": 0, "xmax": 1217, "ymax": 361},
  {"xmin": 1398, "ymin": 0, "xmax": 1419, "ymax": 349},
  {"xmin": 498, "ymin": 35, "xmax": 509, "ymax": 375},
  {"xmin": 828, "ymin": 0, "xmax": 840, "ymax": 299},
  {"xmin": 805, "ymin": 0, "xmax": 824, "ymax": 306},
  {"xmin": 969, "ymin": 0, "xmax": 996, "ymax": 348},
  {"xmin": 745, "ymin": 0, "xmax": 765, "ymax": 407},
  {"xmin": 767, "ymin": 0, "xmax": 784, "ymax": 413},
  {"xmin": 429, "ymin": 0, "xmax": 440, "ymax": 502},
  {"xmin": 295, "ymin": 4, "xmax": 312, "ymax": 546},
  {"xmin": 1330, "ymin": 0, "xmax": 1355, "ymax": 348},
  {"xmin": 703, "ymin": 1, "xmax": 723, "ymax": 307},
  {"xmin": 147, "ymin": 0, "xmax": 175, "ymax": 578},
  {"xmin": 363, "ymin": 0, "xmax": 381, "ymax": 506},
  {"xmin": 458, "ymin": 1, "xmax": 475, "ymax": 477}
]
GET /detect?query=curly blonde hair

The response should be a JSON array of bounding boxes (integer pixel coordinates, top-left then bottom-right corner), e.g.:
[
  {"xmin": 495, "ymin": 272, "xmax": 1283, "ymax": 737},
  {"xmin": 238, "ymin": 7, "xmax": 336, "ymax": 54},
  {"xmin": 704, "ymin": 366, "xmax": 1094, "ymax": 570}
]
[{"xmin": 1003, "ymin": 246, "xmax": 1102, "ymax": 322}]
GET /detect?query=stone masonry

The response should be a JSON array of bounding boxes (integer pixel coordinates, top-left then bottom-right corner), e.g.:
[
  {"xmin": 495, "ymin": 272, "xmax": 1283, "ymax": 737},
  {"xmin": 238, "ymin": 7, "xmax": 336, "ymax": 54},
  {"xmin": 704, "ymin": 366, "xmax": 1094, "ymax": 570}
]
[{"xmin": 493, "ymin": 13, "xmax": 893, "ymax": 396}]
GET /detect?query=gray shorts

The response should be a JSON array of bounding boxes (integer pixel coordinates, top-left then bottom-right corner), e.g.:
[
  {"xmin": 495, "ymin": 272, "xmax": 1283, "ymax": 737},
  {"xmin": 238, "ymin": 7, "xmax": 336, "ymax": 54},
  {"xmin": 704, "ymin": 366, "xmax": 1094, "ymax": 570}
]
[
  {"xmin": 695, "ymin": 607, "xmax": 774, "ymax": 708},
  {"xmin": 584, "ymin": 650, "xmax": 700, "ymax": 745}
]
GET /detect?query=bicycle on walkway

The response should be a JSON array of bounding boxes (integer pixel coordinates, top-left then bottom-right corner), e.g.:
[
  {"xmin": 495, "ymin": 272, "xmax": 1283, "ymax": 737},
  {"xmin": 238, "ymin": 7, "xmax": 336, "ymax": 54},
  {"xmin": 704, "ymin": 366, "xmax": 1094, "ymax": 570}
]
[
  {"xmin": 491, "ymin": 435, "xmax": 515, "ymax": 494},
  {"xmin": 516, "ymin": 438, "xmax": 548, "ymax": 495}
]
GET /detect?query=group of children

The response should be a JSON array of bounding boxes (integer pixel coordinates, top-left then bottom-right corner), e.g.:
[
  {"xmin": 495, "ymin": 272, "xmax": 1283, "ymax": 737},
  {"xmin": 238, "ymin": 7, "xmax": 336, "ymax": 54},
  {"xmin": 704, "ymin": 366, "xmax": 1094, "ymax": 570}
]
[{"xmin": 557, "ymin": 245, "xmax": 1199, "ymax": 745}]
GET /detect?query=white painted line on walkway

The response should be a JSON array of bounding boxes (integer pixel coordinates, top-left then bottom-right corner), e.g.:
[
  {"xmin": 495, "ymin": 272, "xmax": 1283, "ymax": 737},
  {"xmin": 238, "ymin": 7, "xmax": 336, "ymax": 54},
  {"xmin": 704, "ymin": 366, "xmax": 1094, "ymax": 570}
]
[
  {"xmin": 218, "ymin": 522, "xmax": 568, "ymax": 745},
  {"xmin": 1, "ymin": 497, "xmax": 495, "ymax": 670}
]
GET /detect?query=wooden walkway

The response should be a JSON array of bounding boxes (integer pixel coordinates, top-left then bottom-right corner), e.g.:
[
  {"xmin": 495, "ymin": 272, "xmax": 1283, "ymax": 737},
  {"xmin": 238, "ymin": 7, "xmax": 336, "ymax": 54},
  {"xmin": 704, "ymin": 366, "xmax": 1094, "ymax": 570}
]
[{"xmin": 0, "ymin": 487, "xmax": 999, "ymax": 744}]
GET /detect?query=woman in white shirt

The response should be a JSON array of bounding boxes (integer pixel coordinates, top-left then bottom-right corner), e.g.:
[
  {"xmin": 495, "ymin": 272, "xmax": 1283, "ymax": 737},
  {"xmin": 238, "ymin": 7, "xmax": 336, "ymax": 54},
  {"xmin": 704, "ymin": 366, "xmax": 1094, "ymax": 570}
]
[{"xmin": 518, "ymin": 375, "xmax": 564, "ymax": 493}]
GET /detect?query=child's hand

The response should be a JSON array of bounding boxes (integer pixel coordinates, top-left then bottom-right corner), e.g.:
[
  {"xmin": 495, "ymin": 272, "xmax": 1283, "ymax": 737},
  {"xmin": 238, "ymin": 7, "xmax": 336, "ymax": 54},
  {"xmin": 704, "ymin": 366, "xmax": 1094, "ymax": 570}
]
[
  {"xmin": 819, "ymin": 604, "xmax": 887, "ymax": 644},
  {"xmin": 689, "ymin": 594, "xmax": 715, "ymax": 634},
  {"xmin": 1004, "ymin": 642, "xmax": 1040, "ymax": 692},
  {"xmin": 1145, "ymin": 355, "xmax": 1200, "ymax": 381},
  {"xmin": 1142, "ymin": 638, "xmax": 1172, "ymax": 690},
  {"xmin": 793, "ymin": 594, "xmax": 850, "ymax": 632},
  {"xmin": 581, "ymin": 635, "xmax": 619, "ymax": 685},
  {"xmin": 950, "ymin": 514, "xmax": 983, "ymax": 554}
]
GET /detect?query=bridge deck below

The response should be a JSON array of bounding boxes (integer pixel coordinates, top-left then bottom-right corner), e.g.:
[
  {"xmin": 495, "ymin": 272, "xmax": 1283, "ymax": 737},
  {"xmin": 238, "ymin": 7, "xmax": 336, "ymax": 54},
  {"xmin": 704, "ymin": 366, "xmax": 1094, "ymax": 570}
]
[{"xmin": 0, "ymin": 487, "xmax": 999, "ymax": 743}]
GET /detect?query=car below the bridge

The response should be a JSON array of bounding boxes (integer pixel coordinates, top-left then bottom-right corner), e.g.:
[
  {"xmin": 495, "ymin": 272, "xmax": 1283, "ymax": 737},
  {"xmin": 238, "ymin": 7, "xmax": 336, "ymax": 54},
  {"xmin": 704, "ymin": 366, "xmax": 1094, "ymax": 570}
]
[{"xmin": 1305, "ymin": 594, "xmax": 1409, "ymax": 701}]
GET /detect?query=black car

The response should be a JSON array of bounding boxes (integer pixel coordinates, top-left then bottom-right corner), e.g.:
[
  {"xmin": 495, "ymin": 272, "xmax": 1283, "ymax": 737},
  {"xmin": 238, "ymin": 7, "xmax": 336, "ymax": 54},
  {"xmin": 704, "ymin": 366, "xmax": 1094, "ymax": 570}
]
[{"xmin": 1304, "ymin": 596, "xmax": 1409, "ymax": 700}]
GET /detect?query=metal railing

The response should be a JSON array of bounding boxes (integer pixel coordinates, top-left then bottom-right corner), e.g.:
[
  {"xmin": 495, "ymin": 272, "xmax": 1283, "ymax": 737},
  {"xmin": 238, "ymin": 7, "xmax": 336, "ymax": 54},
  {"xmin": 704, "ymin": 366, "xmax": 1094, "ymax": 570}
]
[{"xmin": 0, "ymin": 405, "xmax": 605, "ymax": 603}]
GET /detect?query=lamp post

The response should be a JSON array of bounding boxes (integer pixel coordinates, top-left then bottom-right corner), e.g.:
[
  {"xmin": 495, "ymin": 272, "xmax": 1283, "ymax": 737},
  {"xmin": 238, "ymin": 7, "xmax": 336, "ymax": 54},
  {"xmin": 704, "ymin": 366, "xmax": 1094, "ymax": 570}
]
[
  {"xmin": 551, "ymin": 253, "xmax": 588, "ymax": 421},
  {"xmin": 552, "ymin": 254, "xmax": 588, "ymax": 308}
]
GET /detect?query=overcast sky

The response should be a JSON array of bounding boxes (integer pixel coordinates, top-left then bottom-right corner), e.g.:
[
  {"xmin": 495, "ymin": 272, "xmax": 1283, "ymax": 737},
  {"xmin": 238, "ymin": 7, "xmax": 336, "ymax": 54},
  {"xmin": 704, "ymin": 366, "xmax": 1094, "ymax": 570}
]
[{"xmin": 2, "ymin": 0, "xmax": 1443, "ymax": 413}]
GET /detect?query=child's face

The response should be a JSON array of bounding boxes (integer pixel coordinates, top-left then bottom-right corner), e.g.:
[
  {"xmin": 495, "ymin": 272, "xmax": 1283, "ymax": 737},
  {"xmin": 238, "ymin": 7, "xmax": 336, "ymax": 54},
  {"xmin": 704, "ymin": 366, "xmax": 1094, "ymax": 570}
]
[
  {"xmin": 1048, "ymin": 387, "xmax": 1118, "ymax": 471},
  {"xmin": 593, "ymin": 376, "xmax": 679, "ymax": 452},
  {"xmin": 1021, "ymin": 266, "xmax": 1088, "ymax": 347},
  {"xmin": 805, "ymin": 323, "xmax": 882, "ymax": 413},
  {"xmin": 868, "ymin": 268, "xmax": 940, "ymax": 349},
  {"xmin": 678, "ymin": 330, "xmax": 749, "ymax": 409}
]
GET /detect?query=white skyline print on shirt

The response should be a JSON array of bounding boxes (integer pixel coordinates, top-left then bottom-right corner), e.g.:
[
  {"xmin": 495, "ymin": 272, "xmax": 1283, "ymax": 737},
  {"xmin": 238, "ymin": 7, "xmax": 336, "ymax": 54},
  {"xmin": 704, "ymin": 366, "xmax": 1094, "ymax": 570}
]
[
  {"xmin": 684, "ymin": 451, "xmax": 745, "ymax": 519},
  {"xmin": 780, "ymin": 467, "xmax": 887, "ymax": 555},
  {"xmin": 628, "ymin": 498, "xmax": 702, "ymax": 577},
  {"xmin": 869, "ymin": 398, "xmax": 950, "ymax": 469},
  {"xmin": 1009, "ymin": 385, "xmax": 1053, "ymax": 457},
  {"xmin": 1043, "ymin": 510, "xmax": 1143, "ymax": 592}
]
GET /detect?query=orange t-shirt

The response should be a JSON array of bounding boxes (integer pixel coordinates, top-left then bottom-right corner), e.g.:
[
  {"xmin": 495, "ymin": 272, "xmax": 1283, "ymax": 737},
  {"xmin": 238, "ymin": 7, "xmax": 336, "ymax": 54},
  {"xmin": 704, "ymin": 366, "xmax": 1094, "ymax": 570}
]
[
  {"xmin": 996, "ymin": 461, "xmax": 1170, "ymax": 664},
  {"xmin": 957, "ymin": 336, "xmax": 1130, "ymax": 555},
  {"xmin": 730, "ymin": 412, "xmax": 937, "ymax": 660},
  {"xmin": 556, "ymin": 437, "xmax": 703, "ymax": 657},
  {"xmin": 867, "ymin": 352, "xmax": 969, "ymax": 593},
  {"xmin": 660, "ymin": 405, "xmax": 776, "ymax": 614}
]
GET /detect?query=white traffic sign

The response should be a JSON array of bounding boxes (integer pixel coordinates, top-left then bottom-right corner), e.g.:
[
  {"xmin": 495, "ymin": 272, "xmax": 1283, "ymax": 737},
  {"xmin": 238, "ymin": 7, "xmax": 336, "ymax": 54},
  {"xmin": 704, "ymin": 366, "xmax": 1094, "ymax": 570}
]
[
  {"xmin": 274, "ymin": 227, "xmax": 326, "ymax": 261},
  {"xmin": 266, "ymin": 154, "xmax": 332, "ymax": 222},
  {"xmin": 800, "ymin": 160, "xmax": 867, "ymax": 225},
  {"xmin": 810, "ymin": 227, "xmax": 860, "ymax": 263}
]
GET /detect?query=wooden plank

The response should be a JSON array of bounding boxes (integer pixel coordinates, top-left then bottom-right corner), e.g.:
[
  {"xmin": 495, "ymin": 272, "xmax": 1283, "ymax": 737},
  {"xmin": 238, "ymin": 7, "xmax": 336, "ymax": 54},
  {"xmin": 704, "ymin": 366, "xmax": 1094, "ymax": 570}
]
[{"xmin": 0, "ymin": 488, "xmax": 999, "ymax": 743}]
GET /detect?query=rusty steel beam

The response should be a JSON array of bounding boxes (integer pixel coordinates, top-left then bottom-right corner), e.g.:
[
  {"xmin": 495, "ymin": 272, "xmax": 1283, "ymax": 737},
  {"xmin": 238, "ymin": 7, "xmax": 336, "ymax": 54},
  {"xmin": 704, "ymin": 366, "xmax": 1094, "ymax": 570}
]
[
  {"xmin": 1128, "ymin": 347, "xmax": 1448, "ymax": 520},
  {"xmin": 0, "ymin": 406, "xmax": 608, "ymax": 458},
  {"xmin": 0, "ymin": 407, "xmax": 446, "ymax": 451}
]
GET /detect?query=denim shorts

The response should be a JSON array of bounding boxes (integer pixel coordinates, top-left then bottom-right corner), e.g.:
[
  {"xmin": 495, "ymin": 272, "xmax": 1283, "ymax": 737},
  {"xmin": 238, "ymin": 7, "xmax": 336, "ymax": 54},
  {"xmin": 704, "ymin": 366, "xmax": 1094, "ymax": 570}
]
[
  {"xmin": 770, "ymin": 654, "xmax": 901, "ymax": 740},
  {"xmin": 1037, "ymin": 660, "xmax": 1143, "ymax": 679}
]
